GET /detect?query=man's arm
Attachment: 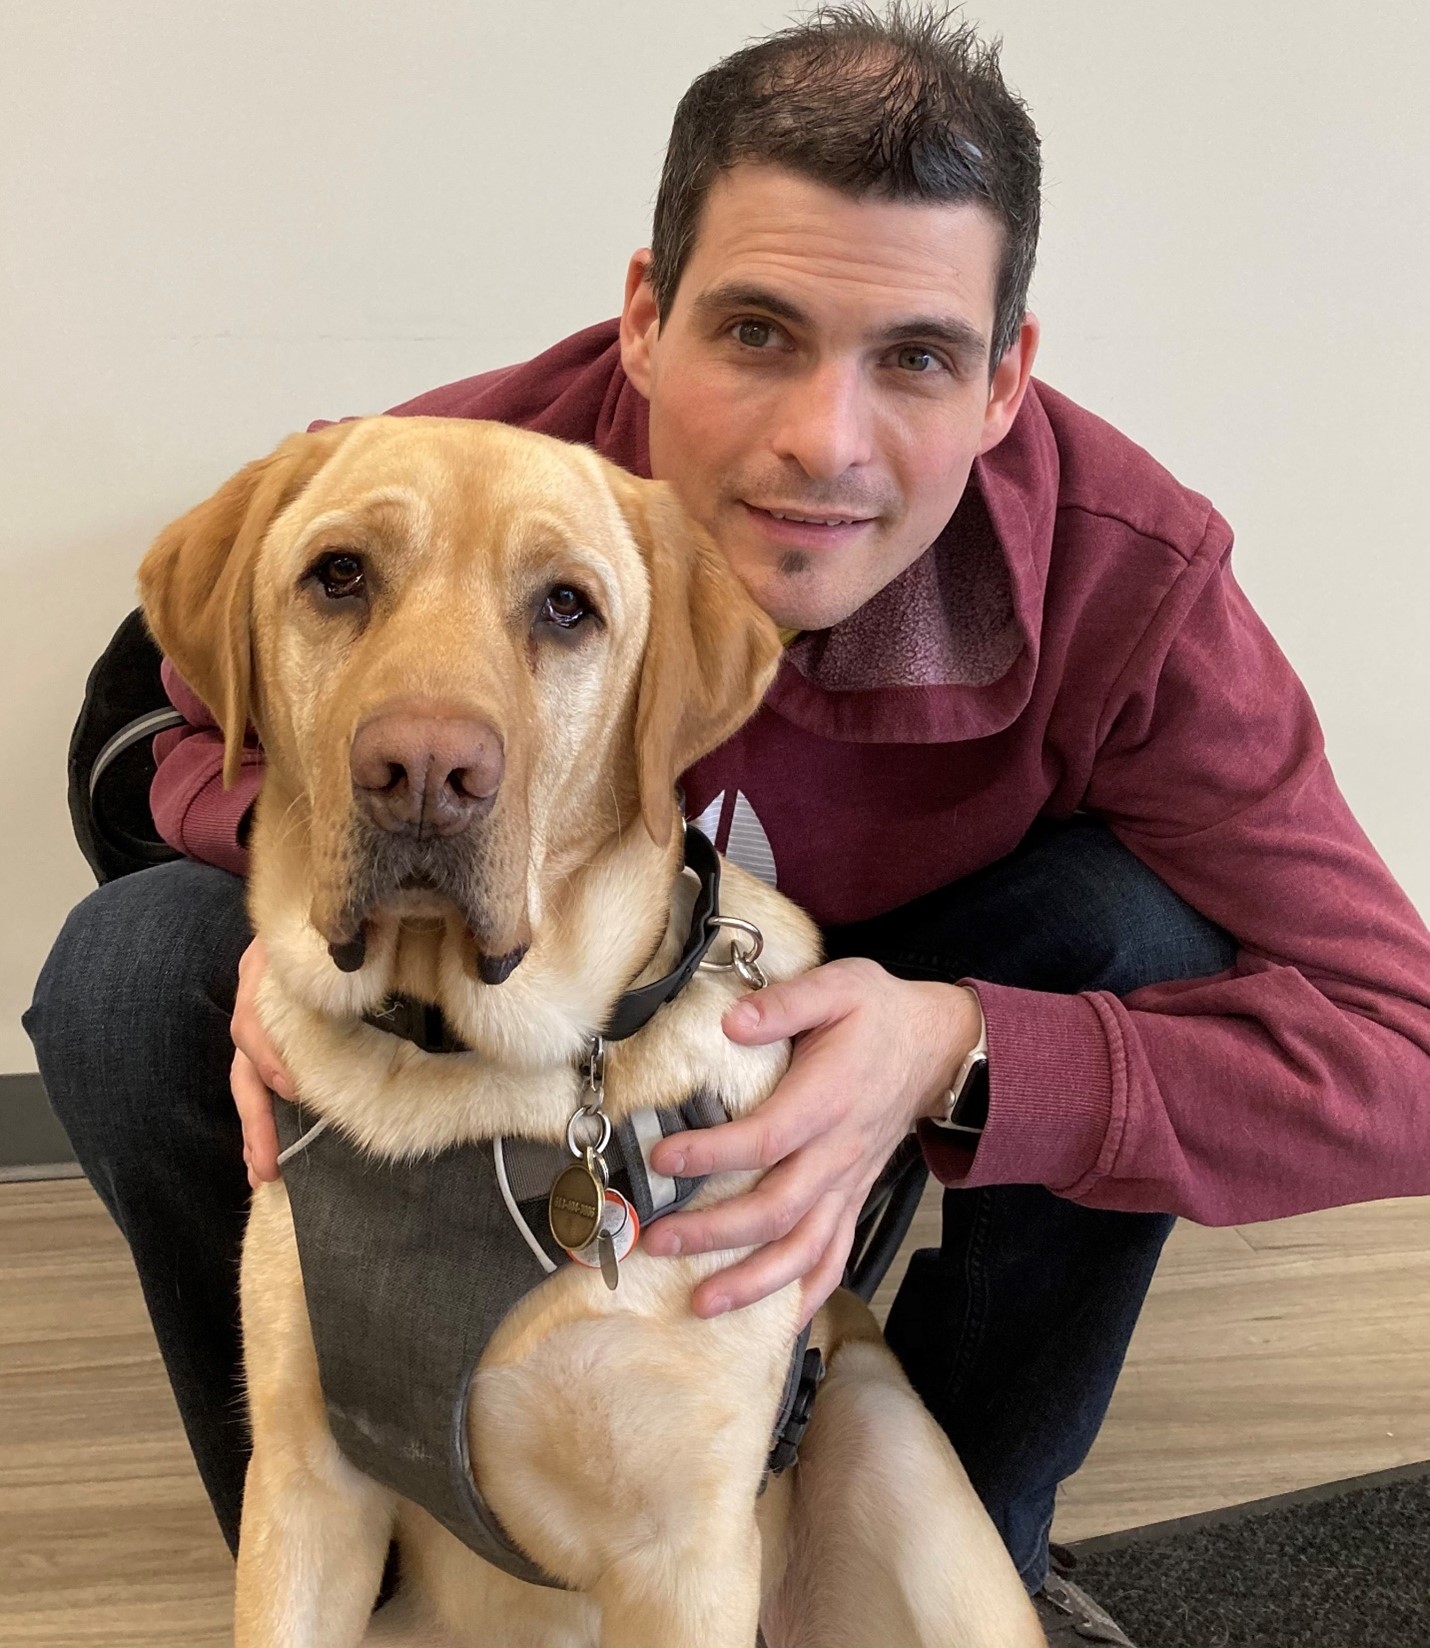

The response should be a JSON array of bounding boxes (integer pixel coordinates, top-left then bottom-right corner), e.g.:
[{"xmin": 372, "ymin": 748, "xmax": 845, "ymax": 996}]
[
  {"xmin": 150, "ymin": 658, "xmax": 262, "ymax": 874},
  {"xmin": 646, "ymin": 540, "xmax": 1430, "ymax": 1320},
  {"xmin": 924, "ymin": 544, "xmax": 1430, "ymax": 1223}
]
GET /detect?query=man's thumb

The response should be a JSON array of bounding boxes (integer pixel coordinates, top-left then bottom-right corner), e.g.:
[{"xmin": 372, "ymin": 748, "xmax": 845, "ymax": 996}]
[{"xmin": 722, "ymin": 980, "xmax": 807, "ymax": 1043}]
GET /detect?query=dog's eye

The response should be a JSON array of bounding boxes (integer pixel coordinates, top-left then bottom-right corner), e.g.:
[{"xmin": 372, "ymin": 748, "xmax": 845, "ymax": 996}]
[
  {"xmin": 309, "ymin": 552, "xmax": 367, "ymax": 603},
  {"xmin": 540, "ymin": 584, "xmax": 594, "ymax": 631}
]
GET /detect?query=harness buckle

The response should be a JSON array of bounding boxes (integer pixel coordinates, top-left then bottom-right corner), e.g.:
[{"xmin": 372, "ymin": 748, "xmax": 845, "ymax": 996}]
[{"xmin": 766, "ymin": 1346, "xmax": 826, "ymax": 1477}]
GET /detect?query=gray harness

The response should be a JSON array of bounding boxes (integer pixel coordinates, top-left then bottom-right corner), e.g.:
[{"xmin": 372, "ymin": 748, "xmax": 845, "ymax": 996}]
[{"xmin": 272, "ymin": 824, "xmax": 821, "ymax": 1592}]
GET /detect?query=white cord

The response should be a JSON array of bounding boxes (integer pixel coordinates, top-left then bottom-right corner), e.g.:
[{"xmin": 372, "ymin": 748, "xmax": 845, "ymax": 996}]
[{"xmin": 277, "ymin": 1113, "xmax": 331, "ymax": 1166}]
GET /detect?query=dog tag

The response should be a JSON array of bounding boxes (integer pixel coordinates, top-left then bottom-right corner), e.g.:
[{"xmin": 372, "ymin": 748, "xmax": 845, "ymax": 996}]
[
  {"xmin": 597, "ymin": 1230, "xmax": 620, "ymax": 1292},
  {"xmin": 549, "ymin": 1161, "xmax": 605, "ymax": 1251},
  {"xmin": 569, "ymin": 1190, "xmax": 639, "ymax": 1290}
]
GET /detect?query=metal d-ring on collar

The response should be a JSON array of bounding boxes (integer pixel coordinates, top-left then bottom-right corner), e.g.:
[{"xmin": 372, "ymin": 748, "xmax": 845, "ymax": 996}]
[{"xmin": 698, "ymin": 916, "xmax": 769, "ymax": 992}]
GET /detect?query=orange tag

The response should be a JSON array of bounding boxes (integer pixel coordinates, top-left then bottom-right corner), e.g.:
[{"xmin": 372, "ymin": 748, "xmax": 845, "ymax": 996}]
[{"xmin": 567, "ymin": 1189, "xmax": 640, "ymax": 1268}]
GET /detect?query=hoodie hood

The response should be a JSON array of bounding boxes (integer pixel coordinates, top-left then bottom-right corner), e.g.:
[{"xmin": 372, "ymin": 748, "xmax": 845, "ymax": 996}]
[{"xmin": 766, "ymin": 386, "xmax": 1060, "ymax": 744}]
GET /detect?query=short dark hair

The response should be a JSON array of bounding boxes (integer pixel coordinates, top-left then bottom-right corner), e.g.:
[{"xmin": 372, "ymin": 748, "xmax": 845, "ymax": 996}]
[{"xmin": 648, "ymin": 3, "xmax": 1041, "ymax": 368}]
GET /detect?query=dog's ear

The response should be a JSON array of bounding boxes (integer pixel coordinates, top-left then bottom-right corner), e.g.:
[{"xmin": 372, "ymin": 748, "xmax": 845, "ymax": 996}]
[
  {"xmin": 137, "ymin": 424, "xmax": 354, "ymax": 787},
  {"xmin": 610, "ymin": 473, "xmax": 782, "ymax": 847}
]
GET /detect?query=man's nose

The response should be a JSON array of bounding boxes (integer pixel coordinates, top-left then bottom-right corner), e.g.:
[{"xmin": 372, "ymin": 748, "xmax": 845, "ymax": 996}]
[
  {"xmin": 350, "ymin": 711, "xmax": 504, "ymax": 837},
  {"xmin": 768, "ymin": 359, "xmax": 875, "ymax": 482}
]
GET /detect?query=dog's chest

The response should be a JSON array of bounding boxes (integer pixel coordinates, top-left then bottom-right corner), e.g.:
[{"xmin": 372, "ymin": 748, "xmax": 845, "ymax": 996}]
[{"xmin": 272, "ymin": 1089, "xmax": 728, "ymax": 1587}]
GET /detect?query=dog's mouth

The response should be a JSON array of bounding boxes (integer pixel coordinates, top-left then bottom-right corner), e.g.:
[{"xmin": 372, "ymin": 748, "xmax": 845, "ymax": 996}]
[{"xmin": 318, "ymin": 833, "xmax": 530, "ymax": 985}]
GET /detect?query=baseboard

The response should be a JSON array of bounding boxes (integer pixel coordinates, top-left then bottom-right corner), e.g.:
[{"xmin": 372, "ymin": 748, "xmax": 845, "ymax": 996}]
[{"xmin": 0, "ymin": 1072, "xmax": 80, "ymax": 1179}]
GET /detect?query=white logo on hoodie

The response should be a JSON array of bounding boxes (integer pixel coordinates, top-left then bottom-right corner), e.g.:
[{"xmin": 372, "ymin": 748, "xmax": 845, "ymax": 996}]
[{"xmin": 690, "ymin": 791, "xmax": 777, "ymax": 888}]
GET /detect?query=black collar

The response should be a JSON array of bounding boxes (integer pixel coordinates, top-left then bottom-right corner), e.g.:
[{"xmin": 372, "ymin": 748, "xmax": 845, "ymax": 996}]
[{"xmin": 362, "ymin": 822, "xmax": 723, "ymax": 1056}]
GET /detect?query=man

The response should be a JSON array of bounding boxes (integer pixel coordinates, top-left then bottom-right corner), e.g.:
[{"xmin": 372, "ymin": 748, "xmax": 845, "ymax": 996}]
[{"xmin": 27, "ymin": 8, "xmax": 1430, "ymax": 1645}]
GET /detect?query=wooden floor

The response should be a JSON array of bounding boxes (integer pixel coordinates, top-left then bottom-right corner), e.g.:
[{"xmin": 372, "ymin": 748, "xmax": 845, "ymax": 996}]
[{"xmin": 3, "ymin": 1177, "xmax": 1428, "ymax": 1645}]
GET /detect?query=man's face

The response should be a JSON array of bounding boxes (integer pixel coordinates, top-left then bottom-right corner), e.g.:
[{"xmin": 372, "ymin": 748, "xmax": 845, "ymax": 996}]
[{"xmin": 620, "ymin": 163, "xmax": 1038, "ymax": 631}]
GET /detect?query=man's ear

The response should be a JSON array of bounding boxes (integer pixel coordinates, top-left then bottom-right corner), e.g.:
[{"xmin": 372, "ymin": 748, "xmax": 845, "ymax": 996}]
[
  {"xmin": 609, "ymin": 471, "xmax": 782, "ymax": 847},
  {"xmin": 619, "ymin": 249, "xmax": 659, "ymax": 399},
  {"xmin": 977, "ymin": 312, "xmax": 1040, "ymax": 456},
  {"xmin": 137, "ymin": 423, "xmax": 354, "ymax": 786}
]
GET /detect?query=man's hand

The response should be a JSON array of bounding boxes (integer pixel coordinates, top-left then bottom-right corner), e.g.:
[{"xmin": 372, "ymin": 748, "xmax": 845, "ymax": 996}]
[
  {"xmin": 642, "ymin": 958, "xmax": 983, "ymax": 1327},
  {"xmin": 231, "ymin": 936, "xmax": 293, "ymax": 1190}
]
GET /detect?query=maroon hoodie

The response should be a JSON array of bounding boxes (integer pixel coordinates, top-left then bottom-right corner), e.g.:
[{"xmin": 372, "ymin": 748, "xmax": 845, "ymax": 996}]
[{"xmin": 152, "ymin": 319, "xmax": 1430, "ymax": 1224}]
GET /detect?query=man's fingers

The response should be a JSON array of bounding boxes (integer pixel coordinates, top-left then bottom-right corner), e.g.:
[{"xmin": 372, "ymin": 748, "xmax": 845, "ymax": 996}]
[
  {"xmin": 649, "ymin": 1102, "xmax": 813, "ymax": 1181},
  {"xmin": 687, "ymin": 1193, "xmax": 845, "ymax": 1317},
  {"xmin": 798, "ymin": 1208, "xmax": 860, "ymax": 1329},
  {"xmin": 231, "ymin": 935, "xmax": 295, "ymax": 1100},
  {"xmin": 720, "ymin": 962, "xmax": 859, "ymax": 1047},
  {"xmin": 644, "ymin": 1155, "xmax": 826, "ymax": 1258},
  {"xmin": 648, "ymin": 1032, "xmax": 866, "ymax": 1181},
  {"xmin": 231, "ymin": 1049, "xmax": 281, "ymax": 1182},
  {"xmin": 230, "ymin": 1014, "xmax": 295, "ymax": 1101},
  {"xmin": 719, "ymin": 955, "xmax": 889, "ymax": 1046}
]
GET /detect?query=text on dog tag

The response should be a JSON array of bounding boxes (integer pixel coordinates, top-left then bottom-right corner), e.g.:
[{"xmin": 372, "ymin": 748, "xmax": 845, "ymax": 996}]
[{"xmin": 548, "ymin": 1162, "xmax": 605, "ymax": 1250}]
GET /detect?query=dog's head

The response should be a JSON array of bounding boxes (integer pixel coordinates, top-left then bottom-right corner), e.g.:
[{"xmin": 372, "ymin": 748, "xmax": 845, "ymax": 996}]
[{"xmin": 139, "ymin": 417, "xmax": 780, "ymax": 988}]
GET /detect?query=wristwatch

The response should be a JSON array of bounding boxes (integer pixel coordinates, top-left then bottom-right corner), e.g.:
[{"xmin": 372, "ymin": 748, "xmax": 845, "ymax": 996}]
[{"xmin": 930, "ymin": 1014, "xmax": 990, "ymax": 1141}]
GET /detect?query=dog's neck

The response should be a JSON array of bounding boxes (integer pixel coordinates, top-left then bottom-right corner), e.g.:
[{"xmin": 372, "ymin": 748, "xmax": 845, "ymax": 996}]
[{"xmin": 254, "ymin": 809, "xmax": 811, "ymax": 1157}]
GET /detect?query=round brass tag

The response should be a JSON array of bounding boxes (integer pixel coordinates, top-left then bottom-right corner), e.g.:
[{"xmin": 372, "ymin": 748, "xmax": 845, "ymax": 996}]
[{"xmin": 548, "ymin": 1162, "xmax": 605, "ymax": 1251}]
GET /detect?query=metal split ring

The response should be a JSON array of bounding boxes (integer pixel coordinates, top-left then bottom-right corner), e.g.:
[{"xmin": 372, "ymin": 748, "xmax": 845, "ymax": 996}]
[
  {"xmin": 699, "ymin": 916, "xmax": 770, "ymax": 992},
  {"xmin": 566, "ymin": 1106, "xmax": 611, "ymax": 1159}
]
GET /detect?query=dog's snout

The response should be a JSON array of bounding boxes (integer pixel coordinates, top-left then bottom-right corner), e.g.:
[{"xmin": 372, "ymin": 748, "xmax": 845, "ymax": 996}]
[{"xmin": 351, "ymin": 712, "xmax": 505, "ymax": 837}]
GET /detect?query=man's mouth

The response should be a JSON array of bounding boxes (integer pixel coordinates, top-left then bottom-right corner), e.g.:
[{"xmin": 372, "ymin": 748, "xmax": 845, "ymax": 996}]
[
  {"xmin": 741, "ymin": 502, "xmax": 877, "ymax": 548},
  {"xmin": 763, "ymin": 508, "xmax": 868, "ymax": 526}
]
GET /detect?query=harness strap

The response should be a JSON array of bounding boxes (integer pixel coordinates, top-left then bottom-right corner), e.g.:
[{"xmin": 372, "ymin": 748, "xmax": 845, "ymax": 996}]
[{"xmin": 276, "ymin": 1092, "xmax": 819, "ymax": 1593}]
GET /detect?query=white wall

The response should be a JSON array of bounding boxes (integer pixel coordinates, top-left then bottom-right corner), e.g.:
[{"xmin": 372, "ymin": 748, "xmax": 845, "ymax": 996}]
[{"xmin": 3, "ymin": 0, "xmax": 1426, "ymax": 1071}]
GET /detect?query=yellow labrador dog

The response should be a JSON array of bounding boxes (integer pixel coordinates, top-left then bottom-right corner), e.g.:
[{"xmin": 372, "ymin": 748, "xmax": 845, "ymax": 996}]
[{"xmin": 138, "ymin": 417, "xmax": 1043, "ymax": 1648}]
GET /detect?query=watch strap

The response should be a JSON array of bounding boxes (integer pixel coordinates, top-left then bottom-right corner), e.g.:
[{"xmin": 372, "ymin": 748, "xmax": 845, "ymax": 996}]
[{"xmin": 930, "ymin": 1000, "xmax": 989, "ymax": 1139}]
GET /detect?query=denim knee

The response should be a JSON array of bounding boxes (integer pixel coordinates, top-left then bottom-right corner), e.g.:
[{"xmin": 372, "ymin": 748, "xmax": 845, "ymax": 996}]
[
  {"xmin": 23, "ymin": 859, "xmax": 250, "ymax": 1150},
  {"xmin": 1034, "ymin": 817, "xmax": 1239, "ymax": 997},
  {"xmin": 824, "ymin": 815, "xmax": 1239, "ymax": 1001}
]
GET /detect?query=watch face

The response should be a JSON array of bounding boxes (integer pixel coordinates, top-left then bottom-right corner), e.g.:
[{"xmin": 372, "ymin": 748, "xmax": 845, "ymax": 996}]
[{"xmin": 951, "ymin": 1056, "xmax": 990, "ymax": 1133}]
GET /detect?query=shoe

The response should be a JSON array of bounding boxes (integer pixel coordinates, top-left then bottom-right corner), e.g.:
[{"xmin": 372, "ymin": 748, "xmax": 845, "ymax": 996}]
[{"xmin": 1031, "ymin": 1543, "xmax": 1137, "ymax": 1646}]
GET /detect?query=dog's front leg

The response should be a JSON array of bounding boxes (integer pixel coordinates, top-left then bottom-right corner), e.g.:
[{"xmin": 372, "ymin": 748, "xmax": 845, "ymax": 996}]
[
  {"xmin": 473, "ymin": 1274, "xmax": 790, "ymax": 1648},
  {"xmin": 236, "ymin": 1184, "xmax": 397, "ymax": 1648},
  {"xmin": 235, "ymin": 1442, "xmax": 395, "ymax": 1648},
  {"xmin": 590, "ymin": 1517, "xmax": 763, "ymax": 1648}
]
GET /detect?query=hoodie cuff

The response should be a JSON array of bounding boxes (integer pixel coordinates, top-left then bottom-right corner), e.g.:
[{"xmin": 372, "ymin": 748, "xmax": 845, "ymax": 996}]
[
  {"xmin": 919, "ymin": 981, "xmax": 1117, "ymax": 1195},
  {"xmin": 154, "ymin": 754, "xmax": 260, "ymax": 878}
]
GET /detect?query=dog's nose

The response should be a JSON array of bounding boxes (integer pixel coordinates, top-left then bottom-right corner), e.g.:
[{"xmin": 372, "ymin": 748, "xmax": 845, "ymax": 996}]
[{"xmin": 350, "ymin": 713, "xmax": 504, "ymax": 837}]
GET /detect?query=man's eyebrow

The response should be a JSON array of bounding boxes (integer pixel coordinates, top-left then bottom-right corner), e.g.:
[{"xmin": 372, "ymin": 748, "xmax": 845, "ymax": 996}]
[
  {"xmin": 691, "ymin": 282, "xmax": 811, "ymax": 328},
  {"xmin": 691, "ymin": 281, "xmax": 988, "ymax": 367},
  {"xmin": 872, "ymin": 313, "xmax": 988, "ymax": 367}
]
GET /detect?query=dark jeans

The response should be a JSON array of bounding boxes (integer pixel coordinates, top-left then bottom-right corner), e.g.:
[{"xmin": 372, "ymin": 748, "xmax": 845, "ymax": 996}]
[{"xmin": 24, "ymin": 815, "xmax": 1235, "ymax": 1589}]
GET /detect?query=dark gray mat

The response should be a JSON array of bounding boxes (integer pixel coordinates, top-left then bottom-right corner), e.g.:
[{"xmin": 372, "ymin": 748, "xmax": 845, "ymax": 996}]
[{"xmin": 1067, "ymin": 1461, "xmax": 1430, "ymax": 1648}]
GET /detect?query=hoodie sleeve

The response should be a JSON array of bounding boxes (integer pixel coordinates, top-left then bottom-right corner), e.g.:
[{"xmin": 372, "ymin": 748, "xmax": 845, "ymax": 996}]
[
  {"xmin": 921, "ymin": 532, "xmax": 1430, "ymax": 1224},
  {"xmin": 149, "ymin": 658, "xmax": 262, "ymax": 877}
]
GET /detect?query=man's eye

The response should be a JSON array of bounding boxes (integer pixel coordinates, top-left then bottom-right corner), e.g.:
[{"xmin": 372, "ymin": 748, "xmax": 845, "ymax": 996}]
[
  {"xmin": 895, "ymin": 346, "xmax": 941, "ymax": 373},
  {"xmin": 734, "ymin": 319, "xmax": 779, "ymax": 350},
  {"xmin": 540, "ymin": 584, "xmax": 594, "ymax": 630},
  {"xmin": 309, "ymin": 552, "xmax": 367, "ymax": 601}
]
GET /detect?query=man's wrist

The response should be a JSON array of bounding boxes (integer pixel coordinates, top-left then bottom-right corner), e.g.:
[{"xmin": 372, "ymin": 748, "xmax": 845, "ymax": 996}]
[{"xmin": 917, "ymin": 983, "xmax": 987, "ymax": 1125}]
